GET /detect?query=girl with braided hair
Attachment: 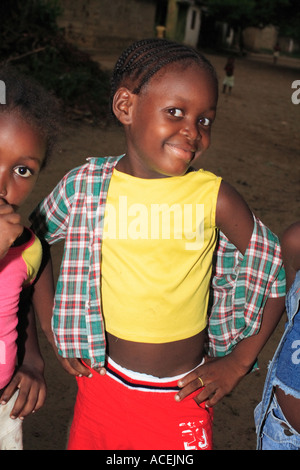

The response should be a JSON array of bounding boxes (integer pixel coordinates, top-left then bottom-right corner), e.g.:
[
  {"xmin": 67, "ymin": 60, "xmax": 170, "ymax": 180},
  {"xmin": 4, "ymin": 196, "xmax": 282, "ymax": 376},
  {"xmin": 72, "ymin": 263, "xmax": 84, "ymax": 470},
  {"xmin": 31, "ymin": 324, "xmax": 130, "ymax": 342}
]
[{"xmin": 30, "ymin": 39, "xmax": 285, "ymax": 450}]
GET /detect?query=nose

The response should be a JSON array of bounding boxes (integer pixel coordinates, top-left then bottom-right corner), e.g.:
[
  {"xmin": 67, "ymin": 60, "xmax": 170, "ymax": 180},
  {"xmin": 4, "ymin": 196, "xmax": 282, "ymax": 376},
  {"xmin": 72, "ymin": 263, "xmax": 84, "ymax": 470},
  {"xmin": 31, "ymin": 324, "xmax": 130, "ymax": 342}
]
[
  {"xmin": 0, "ymin": 172, "xmax": 8, "ymax": 198},
  {"xmin": 180, "ymin": 121, "xmax": 200, "ymax": 143}
]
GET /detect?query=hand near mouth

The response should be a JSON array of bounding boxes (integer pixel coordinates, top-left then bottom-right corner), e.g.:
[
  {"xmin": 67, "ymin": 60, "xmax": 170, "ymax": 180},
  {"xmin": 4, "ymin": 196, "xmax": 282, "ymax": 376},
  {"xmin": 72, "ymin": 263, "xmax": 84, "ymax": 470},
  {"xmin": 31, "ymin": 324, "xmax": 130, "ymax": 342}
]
[{"xmin": 0, "ymin": 198, "xmax": 24, "ymax": 259}]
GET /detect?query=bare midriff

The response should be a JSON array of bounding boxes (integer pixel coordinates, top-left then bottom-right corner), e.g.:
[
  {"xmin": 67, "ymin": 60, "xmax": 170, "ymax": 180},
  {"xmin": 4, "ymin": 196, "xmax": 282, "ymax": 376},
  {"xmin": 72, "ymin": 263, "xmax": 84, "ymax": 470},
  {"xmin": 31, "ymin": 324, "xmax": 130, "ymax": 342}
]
[
  {"xmin": 104, "ymin": 330, "xmax": 206, "ymax": 378},
  {"xmin": 276, "ymin": 387, "xmax": 300, "ymax": 434}
]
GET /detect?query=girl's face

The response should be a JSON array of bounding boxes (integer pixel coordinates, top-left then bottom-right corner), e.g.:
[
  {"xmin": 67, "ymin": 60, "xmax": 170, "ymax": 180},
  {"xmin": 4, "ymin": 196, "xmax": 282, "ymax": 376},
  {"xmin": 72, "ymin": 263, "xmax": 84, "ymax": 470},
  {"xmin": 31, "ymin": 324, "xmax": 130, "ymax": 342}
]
[
  {"xmin": 119, "ymin": 63, "xmax": 217, "ymax": 178},
  {"xmin": 0, "ymin": 112, "xmax": 46, "ymax": 210}
]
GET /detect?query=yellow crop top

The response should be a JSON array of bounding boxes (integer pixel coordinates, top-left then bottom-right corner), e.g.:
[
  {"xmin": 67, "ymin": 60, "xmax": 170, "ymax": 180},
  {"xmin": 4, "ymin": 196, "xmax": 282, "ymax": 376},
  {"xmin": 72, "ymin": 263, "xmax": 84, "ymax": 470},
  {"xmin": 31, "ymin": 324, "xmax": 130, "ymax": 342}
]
[{"xmin": 101, "ymin": 168, "xmax": 222, "ymax": 343}]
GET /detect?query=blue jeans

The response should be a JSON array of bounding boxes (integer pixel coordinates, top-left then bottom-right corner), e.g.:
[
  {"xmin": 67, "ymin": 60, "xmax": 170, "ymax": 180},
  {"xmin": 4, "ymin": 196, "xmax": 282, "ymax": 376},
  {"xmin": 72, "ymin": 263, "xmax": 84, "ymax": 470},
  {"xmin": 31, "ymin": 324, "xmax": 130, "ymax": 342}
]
[{"xmin": 256, "ymin": 395, "xmax": 300, "ymax": 450}]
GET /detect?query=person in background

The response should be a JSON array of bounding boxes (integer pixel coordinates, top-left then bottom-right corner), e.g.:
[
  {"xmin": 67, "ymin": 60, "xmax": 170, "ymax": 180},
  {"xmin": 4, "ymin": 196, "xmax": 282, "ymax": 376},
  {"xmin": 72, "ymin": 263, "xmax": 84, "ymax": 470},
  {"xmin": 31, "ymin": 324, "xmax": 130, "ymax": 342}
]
[
  {"xmin": 273, "ymin": 43, "xmax": 280, "ymax": 65},
  {"xmin": 222, "ymin": 56, "xmax": 235, "ymax": 95}
]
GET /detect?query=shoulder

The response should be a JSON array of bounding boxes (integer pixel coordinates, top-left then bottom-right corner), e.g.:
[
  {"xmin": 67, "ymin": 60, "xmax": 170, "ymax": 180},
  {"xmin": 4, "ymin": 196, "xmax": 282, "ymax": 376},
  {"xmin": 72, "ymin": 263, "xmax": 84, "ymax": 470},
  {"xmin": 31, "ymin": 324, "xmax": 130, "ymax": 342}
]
[
  {"xmin": 216, "ymin": 181, "xmax": 253, "ymax": 254},
  {"xmin": 59, "ymin": 156, "xmax": 122, "ymax": 195},
  {"xmin": 281, "ymin": 221, "xmax": 300, "ymax": 289},
  {"xmin": 216, "ymin": 180, "xmax": 250, "ymax": 213},
  {"xmin": 281, "ymin": 222, "xmax": 300, "ymax": 263},
  {"xmin": 282, "ymin": 222, "xmax": 300, "ymax": 249},
  {"xmin": 65, "ymin": 156, "xmax": 122, "ymax": 179},
  {"xmin": 190, "ymin": 167, "xmax": 221, "ymax": 185}
]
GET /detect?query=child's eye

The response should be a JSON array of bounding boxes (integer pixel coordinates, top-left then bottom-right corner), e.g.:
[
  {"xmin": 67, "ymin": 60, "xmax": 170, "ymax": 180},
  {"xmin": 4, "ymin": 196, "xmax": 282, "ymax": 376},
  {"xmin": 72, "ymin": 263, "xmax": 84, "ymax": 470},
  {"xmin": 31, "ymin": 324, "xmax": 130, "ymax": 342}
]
[
  {"xmin": 168, "ymin": 108, "xmax": 183, "ymax": 118},
  {"xmin": 14, "ymin": 166, "xmax": 33, "ymax": 178},
  {"xmin": 198, "ymin": 117, "xmax": 211, "ymax": 127}
]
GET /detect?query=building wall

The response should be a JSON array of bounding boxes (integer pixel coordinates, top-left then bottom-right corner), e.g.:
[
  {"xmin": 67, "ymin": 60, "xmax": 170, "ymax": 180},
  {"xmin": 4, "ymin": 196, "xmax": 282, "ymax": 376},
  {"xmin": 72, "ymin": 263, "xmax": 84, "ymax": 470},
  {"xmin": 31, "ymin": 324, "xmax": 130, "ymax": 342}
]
[
  {"xmin": 57, "ymin": 0, "xmax": 157, "ymax": 52},
  {"xmin": 242, "ymin": 26, "xmax": 277, "ymax": 52},
  {"xmin": 184, "ymin": 6, "xmax": 202, "ymax": 47}
]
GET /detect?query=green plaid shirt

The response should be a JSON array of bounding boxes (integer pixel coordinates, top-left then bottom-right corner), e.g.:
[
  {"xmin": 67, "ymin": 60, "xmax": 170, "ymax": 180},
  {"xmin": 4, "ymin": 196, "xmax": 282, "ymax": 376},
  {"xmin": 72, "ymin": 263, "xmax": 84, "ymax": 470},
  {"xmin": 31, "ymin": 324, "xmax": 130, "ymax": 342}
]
[{"xmin": 30, "ymin": 156, "xmax": 285, "ymax": 368}]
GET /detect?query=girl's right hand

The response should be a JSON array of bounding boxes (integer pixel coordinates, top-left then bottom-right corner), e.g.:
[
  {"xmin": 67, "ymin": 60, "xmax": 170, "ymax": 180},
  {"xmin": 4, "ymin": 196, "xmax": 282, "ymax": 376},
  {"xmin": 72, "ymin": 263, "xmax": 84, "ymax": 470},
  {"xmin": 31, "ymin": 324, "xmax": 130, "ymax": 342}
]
[
  {"xmin": 0, "ymin": 198, "xmax": 23, "ymax": 258},
  {"xmin": 56, "ymin": 355, "xmax": 106, "ymax": 378}
]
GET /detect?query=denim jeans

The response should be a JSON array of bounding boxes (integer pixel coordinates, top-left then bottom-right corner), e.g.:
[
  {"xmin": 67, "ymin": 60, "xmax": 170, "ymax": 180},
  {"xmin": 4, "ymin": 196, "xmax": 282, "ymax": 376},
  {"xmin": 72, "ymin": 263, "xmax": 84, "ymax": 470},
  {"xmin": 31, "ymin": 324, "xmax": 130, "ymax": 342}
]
[{"xmin": 255, "ymin": 395, "xmax": 300, "ymax": 450}]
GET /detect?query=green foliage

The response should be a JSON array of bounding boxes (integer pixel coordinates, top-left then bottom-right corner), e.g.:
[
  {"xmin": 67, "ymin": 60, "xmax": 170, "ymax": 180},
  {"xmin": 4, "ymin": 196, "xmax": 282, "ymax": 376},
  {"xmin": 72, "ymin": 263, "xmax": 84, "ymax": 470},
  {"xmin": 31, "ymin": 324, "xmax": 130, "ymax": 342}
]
[{"xmin": 0, "ymin": 0, "xmax": 111, "ymax": 123}]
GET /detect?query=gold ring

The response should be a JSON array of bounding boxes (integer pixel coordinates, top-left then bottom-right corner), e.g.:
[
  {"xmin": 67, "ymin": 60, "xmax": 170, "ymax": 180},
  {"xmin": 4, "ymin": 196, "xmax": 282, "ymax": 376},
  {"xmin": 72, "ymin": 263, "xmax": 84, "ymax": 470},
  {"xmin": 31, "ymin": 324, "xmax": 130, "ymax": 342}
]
[{"xmin": 198, "ymin": 376, "xmax": 204, "ymax": 387}]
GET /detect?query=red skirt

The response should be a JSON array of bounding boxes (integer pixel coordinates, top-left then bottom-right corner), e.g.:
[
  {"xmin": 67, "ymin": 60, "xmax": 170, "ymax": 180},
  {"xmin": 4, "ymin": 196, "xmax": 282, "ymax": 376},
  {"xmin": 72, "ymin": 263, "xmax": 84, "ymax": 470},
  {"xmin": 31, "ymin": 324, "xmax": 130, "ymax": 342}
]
[{"xmin": 67, "ymin": 358, "xmax": 213, "ymax": 450}]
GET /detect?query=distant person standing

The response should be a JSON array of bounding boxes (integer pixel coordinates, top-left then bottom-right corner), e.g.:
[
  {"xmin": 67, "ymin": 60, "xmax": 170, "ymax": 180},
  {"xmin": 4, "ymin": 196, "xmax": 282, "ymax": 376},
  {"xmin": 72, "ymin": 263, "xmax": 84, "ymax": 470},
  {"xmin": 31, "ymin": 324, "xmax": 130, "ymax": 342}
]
[
  {"xmin": 222, "ymin": 57, "xmax": 235, "ymax": 95},
  {"xmin": 273, "ymin": 42, "xmax": 280, "ymax": 64}
]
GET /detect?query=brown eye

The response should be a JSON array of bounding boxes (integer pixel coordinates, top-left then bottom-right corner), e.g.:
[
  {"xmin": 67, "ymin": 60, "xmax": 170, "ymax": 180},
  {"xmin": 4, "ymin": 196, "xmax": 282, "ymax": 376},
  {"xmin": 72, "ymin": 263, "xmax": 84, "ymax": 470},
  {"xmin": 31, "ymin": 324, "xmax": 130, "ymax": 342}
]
[
  {"xmin": 14, "ymin": 166, "xmax": 33, "ymax": 178},
  {"xmin": 168, "ymin": 108, "xmax": 183, "ymax": 118},
  {"xmin": 198, "ymin": 117, "xmax": 211, "ymax": 127}
]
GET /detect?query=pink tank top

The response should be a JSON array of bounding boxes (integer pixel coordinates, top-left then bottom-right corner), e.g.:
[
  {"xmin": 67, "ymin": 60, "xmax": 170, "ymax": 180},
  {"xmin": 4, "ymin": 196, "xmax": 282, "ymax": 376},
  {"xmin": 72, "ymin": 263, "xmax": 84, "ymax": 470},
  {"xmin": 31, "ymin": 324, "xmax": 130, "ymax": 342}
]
[{"xmin": 0, "ymin": 229, "xmax": 42, "ymax": 389}]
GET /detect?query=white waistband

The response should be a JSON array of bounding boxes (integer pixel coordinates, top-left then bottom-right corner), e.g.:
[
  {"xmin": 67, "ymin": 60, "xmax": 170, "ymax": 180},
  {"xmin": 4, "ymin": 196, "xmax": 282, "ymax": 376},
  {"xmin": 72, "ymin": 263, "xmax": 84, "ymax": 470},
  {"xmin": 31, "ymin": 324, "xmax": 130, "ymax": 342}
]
[{"xmin": 107, "ymin": 356, "xmax": 204, "ymax": 383}]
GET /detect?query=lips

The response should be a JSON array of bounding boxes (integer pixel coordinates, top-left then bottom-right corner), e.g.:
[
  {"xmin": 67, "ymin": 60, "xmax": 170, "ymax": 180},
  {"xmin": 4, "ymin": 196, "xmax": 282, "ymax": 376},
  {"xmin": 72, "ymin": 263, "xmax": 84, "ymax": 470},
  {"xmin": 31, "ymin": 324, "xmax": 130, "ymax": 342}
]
[{"xmin": 166, "ymin": 143, "xmax": 197, "ymax": 163}]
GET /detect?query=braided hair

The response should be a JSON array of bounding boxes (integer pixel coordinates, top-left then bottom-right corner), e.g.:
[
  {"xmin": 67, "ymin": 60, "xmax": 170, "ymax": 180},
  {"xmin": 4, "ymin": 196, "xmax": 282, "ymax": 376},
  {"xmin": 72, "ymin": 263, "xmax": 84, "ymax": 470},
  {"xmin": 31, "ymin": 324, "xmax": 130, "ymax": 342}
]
[{"xmin": 110, "ymin": 38, "xmax": 218, "ymax": 114}]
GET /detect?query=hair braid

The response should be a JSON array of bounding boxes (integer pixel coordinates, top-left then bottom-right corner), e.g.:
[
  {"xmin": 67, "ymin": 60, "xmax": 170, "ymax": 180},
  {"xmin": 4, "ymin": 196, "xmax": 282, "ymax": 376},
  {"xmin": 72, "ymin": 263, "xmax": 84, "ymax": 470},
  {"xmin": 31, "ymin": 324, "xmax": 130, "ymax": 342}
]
[{"xmin": 110, "ymin": 38, "xmax": 218, "ymax": 115}]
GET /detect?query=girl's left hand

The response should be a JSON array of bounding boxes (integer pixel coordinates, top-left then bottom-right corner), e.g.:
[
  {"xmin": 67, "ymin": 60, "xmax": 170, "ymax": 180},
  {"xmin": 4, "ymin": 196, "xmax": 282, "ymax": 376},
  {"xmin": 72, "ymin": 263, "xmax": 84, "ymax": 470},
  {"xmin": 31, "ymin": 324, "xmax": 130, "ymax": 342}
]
[
  {"xmin": 0, "ymin": 364, "xmax": 46, "ymax": 420},
  {"xmin": 174, "ymin": 354, "xmax": 249, "ymax": 408}
]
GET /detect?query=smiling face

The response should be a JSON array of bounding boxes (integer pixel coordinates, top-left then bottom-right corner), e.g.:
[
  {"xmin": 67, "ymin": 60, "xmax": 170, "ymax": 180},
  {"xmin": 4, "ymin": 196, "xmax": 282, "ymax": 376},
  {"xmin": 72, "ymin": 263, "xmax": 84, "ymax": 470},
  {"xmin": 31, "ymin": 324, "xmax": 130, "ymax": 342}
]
[
  {"xmin": 115, "ymin": 62, "xmax": 218, "ymax": 178},
  {"xmin": 0, "ymin": 112, "xmax": 46, "ymax": 210}
]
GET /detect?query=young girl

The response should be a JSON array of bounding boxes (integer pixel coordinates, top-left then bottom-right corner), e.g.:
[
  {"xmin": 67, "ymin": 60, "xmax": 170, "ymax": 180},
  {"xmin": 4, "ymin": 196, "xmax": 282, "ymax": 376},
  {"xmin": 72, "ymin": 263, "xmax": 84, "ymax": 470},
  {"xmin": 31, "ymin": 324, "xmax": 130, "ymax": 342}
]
[
  {"xmin": 30, "ymin": 39, "xmax": 285, "ymax": 450},
  {"xmin": 0, "ymin": 67, "xmax": 60, "ymax": 450},
  {"xmin": 255, "ymin": 221, "xmax": 300, "ymax": 449}
]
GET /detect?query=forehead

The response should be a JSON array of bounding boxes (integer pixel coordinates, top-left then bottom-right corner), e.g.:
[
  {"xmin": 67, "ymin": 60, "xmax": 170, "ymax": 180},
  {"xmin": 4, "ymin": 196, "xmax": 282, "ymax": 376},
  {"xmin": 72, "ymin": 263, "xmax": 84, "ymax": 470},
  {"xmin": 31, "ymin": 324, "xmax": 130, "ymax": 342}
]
[
  {"xmin": 141, "ymin": 62, "xmax": 218, "ymax": 105},
  {"xmin": 0, "ymin": 112, "xmax": 46, "ymax": 158}
]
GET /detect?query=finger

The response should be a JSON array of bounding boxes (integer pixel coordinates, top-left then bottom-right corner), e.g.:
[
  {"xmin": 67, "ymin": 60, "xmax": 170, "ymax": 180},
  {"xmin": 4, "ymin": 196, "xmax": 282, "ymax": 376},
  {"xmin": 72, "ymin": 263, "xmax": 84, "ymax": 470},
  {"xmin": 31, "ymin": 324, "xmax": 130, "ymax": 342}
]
[
  {"xmin": 175, "ymin": 374, "xmax": 205, "ymax": 402},
  {"xmin": 66, "ymin": 358, "xmax": 93, "ymax": 377},
  {"xmin": 203, "ymin": 387, "xmax": 225, "ymax": 408},
  {"xmin": 10, "ymin": 379, "xmax": 46, "ymax": 419},
  {"xmin": 9, "ymin": 387, "xmax": 29, "ymax": 419},
  {"xmin": 59, "ymin": 358, "xmax": 84, "ymax": 376},
  {"xmin": 31, "ymin": 383, "xmax": 47, "ymax": 413},
  {"xmin": 17, "ymin": 387, "xmax": 46, "ymax": 419},
  {"xmin": 193, "ymin": 383, "xmax": 216, "ymax": 406},
  {"xmin": 92, "ymin": 366, "xmax": 106, "ymax": 375},
  {"xmin": 0, "ymin": 379, "xmax": 19, "ymax": 404},
  {"xmin": 0, "ymin": 203, "xmax": 16, "ymax": 215}
]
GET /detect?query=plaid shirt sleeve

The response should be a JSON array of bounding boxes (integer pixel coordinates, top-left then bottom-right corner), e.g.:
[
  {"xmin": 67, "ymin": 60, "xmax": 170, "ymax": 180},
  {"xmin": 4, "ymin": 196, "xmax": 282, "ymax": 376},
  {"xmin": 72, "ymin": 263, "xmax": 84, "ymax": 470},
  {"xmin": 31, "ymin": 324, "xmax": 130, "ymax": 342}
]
[
  {"xmin": 30, "ymin": 168, "xmax": 77, "ymax": 243},
  {"xmin": 207, "ymin": 215, "xmax": 286, "ymax": 357},
  {"xmin": 30, "ymin": 157, "xmax": 122, "ymax": 368}
]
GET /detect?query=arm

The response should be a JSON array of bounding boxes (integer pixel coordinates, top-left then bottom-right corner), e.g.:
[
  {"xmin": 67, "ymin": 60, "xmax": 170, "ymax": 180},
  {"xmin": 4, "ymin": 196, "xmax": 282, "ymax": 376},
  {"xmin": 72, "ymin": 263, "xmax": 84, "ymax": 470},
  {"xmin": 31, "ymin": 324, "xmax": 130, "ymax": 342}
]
[
  {"xmin": 176, "ymin": 182, "xmax": 285, "ymax": 406},
  {"xmin": 281, "ymin": 221, "xmax": 300, "ymax": 290},
  {"xmin": 0, "ymin": 288, "xmax": 46, "ymax": 419},
  {"xmin": 32, "ymin": 246, "xmax": 94, "ymax": 378}
]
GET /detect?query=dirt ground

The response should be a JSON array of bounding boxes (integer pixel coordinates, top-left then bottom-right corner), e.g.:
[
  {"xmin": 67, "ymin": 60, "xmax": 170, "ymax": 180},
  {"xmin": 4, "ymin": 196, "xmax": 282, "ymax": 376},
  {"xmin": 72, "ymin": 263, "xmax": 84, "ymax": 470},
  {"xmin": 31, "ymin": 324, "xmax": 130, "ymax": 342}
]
[{"xmin": 20, "ymin": 50, "xmax": 300, "ymax": 451}]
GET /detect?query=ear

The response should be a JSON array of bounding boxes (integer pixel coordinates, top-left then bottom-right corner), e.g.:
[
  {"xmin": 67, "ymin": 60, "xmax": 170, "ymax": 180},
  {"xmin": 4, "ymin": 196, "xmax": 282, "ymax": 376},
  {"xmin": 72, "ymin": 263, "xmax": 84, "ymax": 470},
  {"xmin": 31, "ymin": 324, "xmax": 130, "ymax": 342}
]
[{"xmin": 112, "ymin": 87, "xmax": 135, "ymax": 125}]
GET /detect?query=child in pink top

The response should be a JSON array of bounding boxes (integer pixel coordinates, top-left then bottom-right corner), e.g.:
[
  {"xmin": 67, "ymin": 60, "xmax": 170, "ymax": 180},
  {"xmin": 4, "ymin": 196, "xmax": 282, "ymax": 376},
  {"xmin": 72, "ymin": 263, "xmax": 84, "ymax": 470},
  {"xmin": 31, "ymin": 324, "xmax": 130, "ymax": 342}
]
[{"xmin": 0, "ymin": 66, "xmax": 60, "ymax": 449}]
